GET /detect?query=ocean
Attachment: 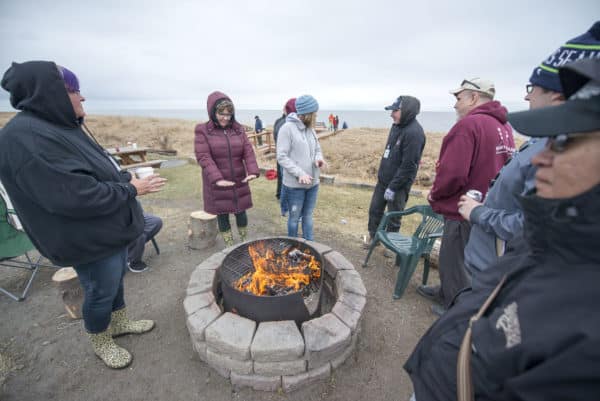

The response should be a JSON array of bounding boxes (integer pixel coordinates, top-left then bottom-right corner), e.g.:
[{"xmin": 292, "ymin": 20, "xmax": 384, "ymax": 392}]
[{"xmin": 81, "ymin": 108, "xmax": 458, "ymax": 133}]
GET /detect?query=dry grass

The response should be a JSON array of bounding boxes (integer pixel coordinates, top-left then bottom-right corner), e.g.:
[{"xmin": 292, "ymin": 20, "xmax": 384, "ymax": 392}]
[
  {"xmin": 1, "ymin": 112, "xmax": 443, "ymax": 188},
  {"xmin": 1, "ymin": 112, "xmax": 199, "ymax": 159},
  {"xmin": 144, "ymin": 161, "xmax": 426, "ymax": 242},
  {"xmin": 256, "ymin": 128, "xmax": 444, "ymax": 188}
]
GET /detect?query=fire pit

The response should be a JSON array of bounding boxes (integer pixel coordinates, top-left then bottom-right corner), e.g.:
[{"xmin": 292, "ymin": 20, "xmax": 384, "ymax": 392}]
[
  {"xmin": 184, "ymin": 237, "xmax": 367, "ymax": 392},
  {"xmin": 218, "ymin": 238, "xmax": 323, "ymax": 325}
]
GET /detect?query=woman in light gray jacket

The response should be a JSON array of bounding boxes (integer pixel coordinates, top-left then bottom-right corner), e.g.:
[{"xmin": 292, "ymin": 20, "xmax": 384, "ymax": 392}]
[{"xmin": 276, "ymin": 95, "xmax": 326, "ymax": 240}]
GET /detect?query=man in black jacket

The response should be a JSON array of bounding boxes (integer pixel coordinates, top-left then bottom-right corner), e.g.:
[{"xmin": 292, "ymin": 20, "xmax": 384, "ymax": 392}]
[
  {"xmin": 404, "ymin": 59, "xmax": 600, "ymax": 400},
  {"xmin": 365, "ymin": 95, "xmax": 426, "ymax": 247},
  {"xmin": 0, "ymin": 61, "xmax": 166, "ymax": 369}
]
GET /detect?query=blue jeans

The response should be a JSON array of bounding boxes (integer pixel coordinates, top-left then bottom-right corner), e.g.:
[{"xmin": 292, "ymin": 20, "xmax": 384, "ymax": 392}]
[
  {"xmin": 285, "ymin": 184, "xmax": 319, "ymax": 241},
  {"xmin": 74, "ymin": 248, "xmax": 128, "ymax": 333}
]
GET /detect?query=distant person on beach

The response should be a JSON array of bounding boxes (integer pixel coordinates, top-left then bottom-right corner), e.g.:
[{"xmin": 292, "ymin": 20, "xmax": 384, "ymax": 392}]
[
  {"xmin": 328, "ymin": 113, "xmax": 335, "ymax": 132},
  {"xmin": 273, "ymin": 98, "xmax": 296, "ymax": 200},
  {"xmin": 405, "ymin": 57, "xmax": 600, "ymax": 401},
  {"xmin": 277, "ymin": 95, "xmax": 326, "ymax": 240},
  {"xmin": 455, "ymin": 22, "xmax": 600, "ymax": 289},
  {"xmin": 424, "ymin": 78, "xmax": 515, "ymax": 316},
  {"xmin": 334, "ymin": 115, "xmax": 339, "ymax": 131},
  {"xmin": 342, "ymin": 121, "xmax": 348, "ymax": 129},
  {"xmin": 364, "ymin": 95, "xmax": 425, "ymax": 252},
  {"xmin": 195, "ymin": 92, "xmax": 259, "ymax": 246},
  {"xmin": 254, "ymin": 115, "xmax": 264, "ymax": 145},
  {"xmin": 0, "ymin": 61, "xmax": 166, "ymax": 369}
]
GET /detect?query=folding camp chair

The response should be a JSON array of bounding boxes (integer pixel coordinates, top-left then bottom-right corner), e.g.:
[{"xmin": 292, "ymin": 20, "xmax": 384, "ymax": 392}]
[{"xmin": 0, "ymin": 194, "xmax": 54, "ymax": 302}]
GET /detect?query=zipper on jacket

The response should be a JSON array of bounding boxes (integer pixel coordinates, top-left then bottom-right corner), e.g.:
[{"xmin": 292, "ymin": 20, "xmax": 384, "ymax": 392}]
[{"xmin": 224, "ymin": 130, "xmax": 238, "ymax": 210}]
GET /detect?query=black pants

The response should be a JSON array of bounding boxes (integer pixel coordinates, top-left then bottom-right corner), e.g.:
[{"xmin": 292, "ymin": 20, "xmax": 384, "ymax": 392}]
[
  {"xmin": 367, "ymin": 181, "xmax": 409, "ymax": 238},
  {"xmin": 127, "ymin": 213, "xmax": 162, "ymax": 263},
  {"xmin": 276, "ymin": 162, "xmax": 283, "ymax": 199},
  {"xmin": 217, "ymin": 211, "xmax": 248, "ymax": 232},
  {"xmin": 438, "ymin": 219, "xmax": 471, "ymax": 307}
]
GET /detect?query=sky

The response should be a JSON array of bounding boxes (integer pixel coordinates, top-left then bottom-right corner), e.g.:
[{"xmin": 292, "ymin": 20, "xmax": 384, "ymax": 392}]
[{"xmin": 0, "ymin": 0, "xmax": 597, "ymax": 112}]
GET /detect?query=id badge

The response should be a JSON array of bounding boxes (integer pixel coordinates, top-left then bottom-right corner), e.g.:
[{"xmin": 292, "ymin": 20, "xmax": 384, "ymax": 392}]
[{"xmin": 383, "ymin": 147, "xmax": 390, "ymax": 159}]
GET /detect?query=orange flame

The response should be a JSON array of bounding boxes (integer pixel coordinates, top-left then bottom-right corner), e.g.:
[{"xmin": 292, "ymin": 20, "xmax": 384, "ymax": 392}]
[{"xmin": 235, "ymin": 242, "xmax": 321, "ymax": 296}]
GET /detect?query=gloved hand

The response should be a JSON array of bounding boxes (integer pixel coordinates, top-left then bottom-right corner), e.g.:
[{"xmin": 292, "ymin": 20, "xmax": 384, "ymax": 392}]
[{"xmin": 384, "ymin": 188, "xmax": 395, "ymax": 201}]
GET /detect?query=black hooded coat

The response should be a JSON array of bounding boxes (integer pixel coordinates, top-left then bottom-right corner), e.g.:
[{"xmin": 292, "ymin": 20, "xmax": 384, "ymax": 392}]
[
  {"xmin": 0, "ymin": 61, "xmax": 143, "ymax": 266},
  {"xmin": 377, "ymin": 96, "xmax": 426, "ymax": 191}
]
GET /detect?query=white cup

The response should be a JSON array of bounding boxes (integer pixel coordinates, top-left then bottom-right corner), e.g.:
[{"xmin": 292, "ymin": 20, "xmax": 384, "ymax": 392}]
[{"xmin": 136, "ymin": 167, "xmax": 154, "ymax": 179}]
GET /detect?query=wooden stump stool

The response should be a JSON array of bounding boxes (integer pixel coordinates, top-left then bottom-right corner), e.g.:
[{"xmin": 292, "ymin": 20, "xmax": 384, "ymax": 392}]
[
  {"xmin": 188, "ymin": 211, "xmax": 218, "ymax": 250},
  {"xmin": 51, "ymin": 267, "xmax": 83, "ymax": 320}
]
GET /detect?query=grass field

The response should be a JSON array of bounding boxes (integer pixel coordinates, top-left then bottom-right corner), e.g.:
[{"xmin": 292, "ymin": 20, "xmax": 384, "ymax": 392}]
[{"xmin": 150, "ymin": 162, "xmax": 426, "ymax": 242}]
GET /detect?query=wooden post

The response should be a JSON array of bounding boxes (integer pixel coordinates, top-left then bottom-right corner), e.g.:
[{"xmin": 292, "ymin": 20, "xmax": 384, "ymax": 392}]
[
  {"xmin": 51, "ymin": 267, "xmax": 83, "ymax": 320},
  {"xmin": 188, "ymin": 211, "xmax": 218, "ymax": 250},
  {"xmin": 266, "ymin": 131, "xmax": 272, "ymax": 152}
]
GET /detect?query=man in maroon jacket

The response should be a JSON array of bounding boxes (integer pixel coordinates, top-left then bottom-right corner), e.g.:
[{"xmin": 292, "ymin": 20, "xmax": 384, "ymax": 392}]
[{"xmin": 422, "ymin": 78, "xmax": 515, "ymax": 315}]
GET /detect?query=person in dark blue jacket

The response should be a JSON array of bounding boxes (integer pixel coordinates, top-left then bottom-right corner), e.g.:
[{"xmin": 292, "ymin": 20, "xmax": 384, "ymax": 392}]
[
  {"xmin": 0, "ymin": 61, "xmax": 166, "ymax": 369},
  {"xmin": 405, "ymin": 58, "xmax": 600, "ymax": 401},
  {"xmin": 254, "ymin": 115, "xmax": 264, "ymax": 145}
]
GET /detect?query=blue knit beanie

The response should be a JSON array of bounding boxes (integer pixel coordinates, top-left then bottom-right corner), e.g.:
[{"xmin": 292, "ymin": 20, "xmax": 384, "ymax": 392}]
[
  {"xmin": 529, "ymin": 21, "xmax": 600, "ymax": 93},
  {"xmin": 295, "ymin": 95, "xmax": 319, "ymax": 115}
]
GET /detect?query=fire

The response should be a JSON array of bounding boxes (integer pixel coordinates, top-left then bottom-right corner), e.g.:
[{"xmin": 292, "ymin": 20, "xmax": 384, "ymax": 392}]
[{"xmin": 235, "ymin": 242, "xmax": 321, "ymax": 296}]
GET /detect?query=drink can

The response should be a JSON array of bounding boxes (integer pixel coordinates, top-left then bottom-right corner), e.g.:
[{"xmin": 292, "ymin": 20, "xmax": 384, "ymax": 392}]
[{"xmin": 466, "ymin": 189, "xmax": 483, "ymax": 202}]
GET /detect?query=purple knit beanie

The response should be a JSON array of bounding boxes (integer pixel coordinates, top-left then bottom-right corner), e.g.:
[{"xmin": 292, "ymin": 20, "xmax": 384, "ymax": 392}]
[
  {"xmin": 285, "ymin": 98, "xmax": 297, "ymax": 114},
  {"xmin": 58, "ymin": 65, "xmax": 80, "ymax": 92}
]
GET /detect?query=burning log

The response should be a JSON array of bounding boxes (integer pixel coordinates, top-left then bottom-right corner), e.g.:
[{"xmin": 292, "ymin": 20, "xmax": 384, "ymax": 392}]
[
  {"xmin": 234, "ymin": 242, "xmax": 321, "ymax": 296},
  {"xmin": 287, "ymin": 249, "xmax": 312, "ymax": 261}
]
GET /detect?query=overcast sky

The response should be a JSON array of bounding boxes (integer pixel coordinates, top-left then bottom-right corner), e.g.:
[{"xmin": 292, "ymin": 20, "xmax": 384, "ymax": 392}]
[{"xmin": 0, "ymin": 0, "xmax": 597, "ymax": 112}]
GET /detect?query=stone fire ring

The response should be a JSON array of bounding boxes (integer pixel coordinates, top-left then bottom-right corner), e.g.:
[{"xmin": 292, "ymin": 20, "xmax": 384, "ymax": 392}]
[{"xmin": 183, "ymin": 237, "xmax": 367, "ymax": 392}]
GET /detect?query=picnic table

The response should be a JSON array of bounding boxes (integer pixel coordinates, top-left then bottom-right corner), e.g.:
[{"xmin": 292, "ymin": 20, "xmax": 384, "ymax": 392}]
[{"xmin": 106, "ymin": 146, "xmax": 166, "ymax": 170}]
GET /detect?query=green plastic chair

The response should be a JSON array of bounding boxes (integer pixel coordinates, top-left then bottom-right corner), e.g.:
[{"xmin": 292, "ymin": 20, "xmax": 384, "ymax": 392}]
[
  {"xmin": 0, "ymin": 195, "xmax": 53, "ymax": 301},
  {"xmin": 362, "ymin": 205, "xmax": 444, "ymax": 299}
]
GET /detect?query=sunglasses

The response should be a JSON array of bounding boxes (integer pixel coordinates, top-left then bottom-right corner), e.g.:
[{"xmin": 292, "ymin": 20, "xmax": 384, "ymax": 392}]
[
  {"xmin": 547, "ymin": 133, "xmax": 591, "ymax": 153},
  {"xmin": 526, "ymin": 84, "xmax": 534, "ymax": 94},
  {"xmin": 461, "ymin": 79, "xmax": 480, "ymax": 89},
  {"xmin": 217, "ymin": 112, "xmax": 233, "ymax": 119}
]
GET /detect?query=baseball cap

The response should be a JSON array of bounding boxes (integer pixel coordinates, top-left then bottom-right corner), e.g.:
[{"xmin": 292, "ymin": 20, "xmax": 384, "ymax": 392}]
[
  {"xmin": 508, "ymin": 58, "xmax": 600, "ymax": 137},
  {"xmin": 450, "ymin": 78, "xmax": 496, "ymax": 98},
  {"xmin": 384, "ymin": 96, "xmax": 403, "ymax": 111}
]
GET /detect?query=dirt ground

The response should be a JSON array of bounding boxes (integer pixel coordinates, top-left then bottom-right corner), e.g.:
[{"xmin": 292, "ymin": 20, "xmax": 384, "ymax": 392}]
[
  {"xmin": 0, "ymin": 194, "xmax": 441, "ymax": 401},
  {"xmin": 0, "ymin": 111, "xmax": 444, "ymax": 400}
]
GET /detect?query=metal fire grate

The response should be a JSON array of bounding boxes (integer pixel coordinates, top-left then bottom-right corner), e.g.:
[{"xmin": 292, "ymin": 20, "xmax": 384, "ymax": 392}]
[{"xmin": 220, "ymin": 238, "xmax": 322, "ymax": 296}]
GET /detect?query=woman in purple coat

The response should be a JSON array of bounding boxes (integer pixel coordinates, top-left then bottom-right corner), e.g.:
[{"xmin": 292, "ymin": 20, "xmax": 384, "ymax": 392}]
[{"xmin": 194, "ymin": 91, "xmax": 259, "ymax": 246}]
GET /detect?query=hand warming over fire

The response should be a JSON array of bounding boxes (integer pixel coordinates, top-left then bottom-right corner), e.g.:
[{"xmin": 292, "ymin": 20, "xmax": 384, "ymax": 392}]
[
  {"xmin": 131, "ymin": 174, "xmax": 167, "ymax": 196},
  {"xmin": 241, "ymin": 174, "xmax": 257, "ymax": 183},
  {"xmin": 315, "ymin": 159, "xmax": 327, "ymax": 170},
  {"xmin": 298, "ymin": 174, "xmax": 313, "ymax": 185},
  {"xmin": 216, "ymin": 179, "xmax": 235, "ymax": 187}
]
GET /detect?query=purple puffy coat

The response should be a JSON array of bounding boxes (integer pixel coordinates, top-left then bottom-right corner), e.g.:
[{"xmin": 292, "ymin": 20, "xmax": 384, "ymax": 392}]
[{"xmin": 194, "ymin": 91, "xmax": 260, "ymax": 215}]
